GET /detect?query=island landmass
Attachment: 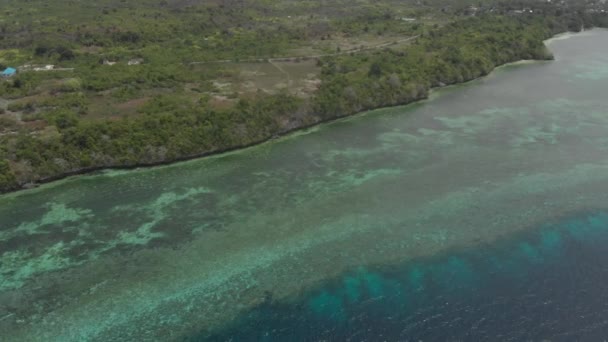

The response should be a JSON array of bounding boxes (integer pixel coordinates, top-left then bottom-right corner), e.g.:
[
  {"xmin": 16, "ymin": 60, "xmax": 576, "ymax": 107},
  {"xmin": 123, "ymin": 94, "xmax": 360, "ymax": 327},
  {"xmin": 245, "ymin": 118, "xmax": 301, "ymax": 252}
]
[{"xmin": 0, "ymin": 0, "xmax": 606, "ymax": 193}]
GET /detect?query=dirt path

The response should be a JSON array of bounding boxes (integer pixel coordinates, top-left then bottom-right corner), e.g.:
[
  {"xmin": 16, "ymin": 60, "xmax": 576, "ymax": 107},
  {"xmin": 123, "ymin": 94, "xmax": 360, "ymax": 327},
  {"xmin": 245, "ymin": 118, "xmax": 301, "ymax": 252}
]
[
  {"xmin": 189, "ymin": 35, "xmax": 420, "ymax": 65},
  {"xmin": 269, "ymin": 60, "xmax": 292, "ymax": 86}
]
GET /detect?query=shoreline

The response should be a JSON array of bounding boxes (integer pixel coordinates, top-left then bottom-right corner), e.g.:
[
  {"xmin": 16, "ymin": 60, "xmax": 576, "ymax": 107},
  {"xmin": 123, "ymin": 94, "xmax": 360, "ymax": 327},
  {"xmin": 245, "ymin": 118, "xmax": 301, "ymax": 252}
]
[
  {"xmin": 6, "ymin": 25, "xmax": 592, "ymax": 197},
  {"xmin": 0, "ymin": 54, "xmax": 556, "ymax": 197}
]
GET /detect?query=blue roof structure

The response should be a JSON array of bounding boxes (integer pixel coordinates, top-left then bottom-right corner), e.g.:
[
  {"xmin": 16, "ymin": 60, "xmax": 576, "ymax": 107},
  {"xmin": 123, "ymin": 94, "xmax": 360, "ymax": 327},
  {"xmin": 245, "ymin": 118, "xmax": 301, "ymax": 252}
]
[{"xmin": 1, "ymin": 67, "xmax": 17, "ymax": 77}]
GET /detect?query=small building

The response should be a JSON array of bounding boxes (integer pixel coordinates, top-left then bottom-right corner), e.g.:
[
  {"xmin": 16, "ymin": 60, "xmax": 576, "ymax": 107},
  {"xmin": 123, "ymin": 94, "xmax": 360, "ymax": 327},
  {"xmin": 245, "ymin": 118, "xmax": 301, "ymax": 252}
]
[{"xmin": 1, "ymin": 67, "xmax": 16, "ymax": 77}]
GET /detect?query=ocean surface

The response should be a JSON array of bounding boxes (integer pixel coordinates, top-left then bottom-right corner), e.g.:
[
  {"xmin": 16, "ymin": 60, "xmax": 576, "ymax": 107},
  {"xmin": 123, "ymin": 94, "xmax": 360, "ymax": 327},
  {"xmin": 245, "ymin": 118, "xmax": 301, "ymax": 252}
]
[
  {"xmin": 2, "ymin": 29, "xmax": 608, "ymax": 341},
  {"xmin": 204, "ymin": 211, "xmax": 608, "ymax": 341}
]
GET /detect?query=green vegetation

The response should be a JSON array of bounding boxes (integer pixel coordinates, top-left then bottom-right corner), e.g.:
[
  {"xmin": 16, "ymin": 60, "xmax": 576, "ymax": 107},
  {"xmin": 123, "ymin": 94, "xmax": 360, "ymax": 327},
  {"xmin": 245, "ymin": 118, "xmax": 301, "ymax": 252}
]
[
  {"xmin": 313, "ymin": 16, "xmax": 556, "ymax": 118},
  {"xmin": 0, "ymin": 0, "xmax": 606, "ymax": 192},
  {"xmin": 3, "ymin": 91, "xmax": 300, "ymax": 184}
]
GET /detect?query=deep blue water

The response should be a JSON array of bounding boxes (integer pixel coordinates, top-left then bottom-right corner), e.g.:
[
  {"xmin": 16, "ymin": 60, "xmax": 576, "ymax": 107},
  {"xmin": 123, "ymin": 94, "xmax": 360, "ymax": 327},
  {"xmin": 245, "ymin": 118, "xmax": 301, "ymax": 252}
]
[{"xmin": 197, "ymin": 212, "xmax": 608, "ymax": 341}]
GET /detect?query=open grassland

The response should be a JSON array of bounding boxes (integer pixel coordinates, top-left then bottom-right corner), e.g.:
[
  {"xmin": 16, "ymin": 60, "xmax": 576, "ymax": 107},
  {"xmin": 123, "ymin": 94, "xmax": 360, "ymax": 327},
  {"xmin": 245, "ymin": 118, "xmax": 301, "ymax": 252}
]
[{"xmin": 0, "ymin": 0, "xmax": 435, "ymax": 132}]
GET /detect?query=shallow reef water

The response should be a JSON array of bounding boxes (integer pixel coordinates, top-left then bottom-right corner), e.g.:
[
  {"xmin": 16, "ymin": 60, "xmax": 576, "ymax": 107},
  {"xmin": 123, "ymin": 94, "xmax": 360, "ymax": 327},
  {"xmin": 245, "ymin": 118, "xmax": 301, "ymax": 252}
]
[{"xmin": 203, "ymin": 211, "xmax": 608, "ymax": 341}]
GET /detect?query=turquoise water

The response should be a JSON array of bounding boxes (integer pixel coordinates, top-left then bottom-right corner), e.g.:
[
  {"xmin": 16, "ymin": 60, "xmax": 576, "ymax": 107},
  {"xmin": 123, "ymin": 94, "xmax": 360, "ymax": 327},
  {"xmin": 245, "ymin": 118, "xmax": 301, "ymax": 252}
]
[
  {"xmin": 203, "ymin": 211, "xmax": 608, "ymax": 340},
  {"xmin": 2, "ymin": 30, "xmax": 608, "ymax": 340}
]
